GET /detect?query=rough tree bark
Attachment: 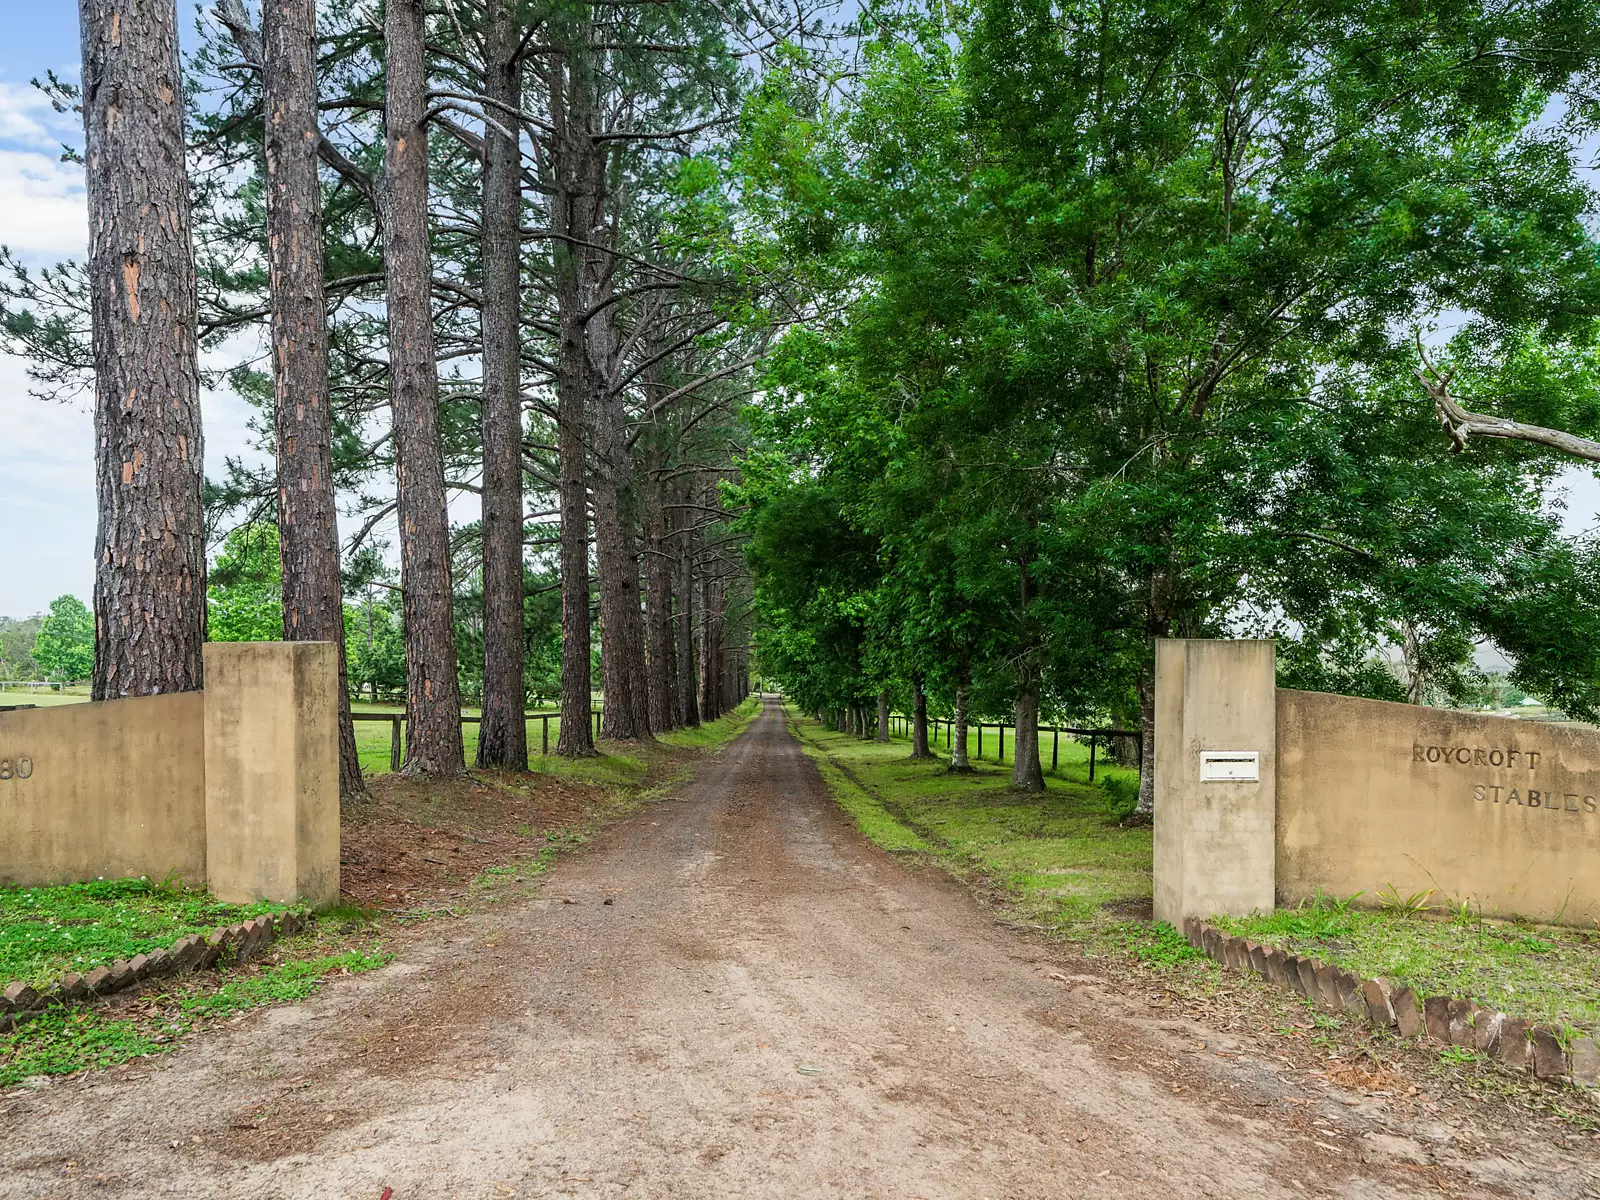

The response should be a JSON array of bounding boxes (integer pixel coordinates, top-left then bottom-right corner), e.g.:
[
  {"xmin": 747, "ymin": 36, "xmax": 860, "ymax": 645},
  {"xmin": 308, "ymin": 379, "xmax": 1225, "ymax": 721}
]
[
  {"xmin": 383, "ymin": 0, "xmax": 465, "ymax": 776},
  {"xmin": 1011, "ymin": 686, "xmax": 1045, "ymax": 791},
  {"xmin": 643, "ymin": 461, "xmax": 675, "ymax": 732},
  {"xmin": 475, "ymin": 0, "xmax": 528, "ymax": 771},
  {"xmin": 1134, "ymin": 571, "xmax": 1172, "ymax": 817},
  {"xmin": 876, "ymin": 690, "xmax": 890, "ymax": 742},
  {"xmin": 81, "ymin": 0, "xmax": 206, "ymax": 699},
  {"xmin": 950, "ymin": 658, "xmax": 973, "ymax": 772},
  {"xmin": 1011, "ymin": 559, "xmax": 1046, "ymax": 792},
  {"xmin": 261, "ymin": 0, "xmax": 365, "ymax": 800},
  {"xmin": 699, "ymin": 573, "xmax": 722, "ymax": 721},
  {"xmin": 549, "ymin": 38, "xmax": 596, "ymax": 757},
  {"xmin": 584, "ymin": 289, "xmax": 651, "ymax": 738},
  {"xmin": 675, "ymin": 479, "xmax": 699, "ymax": 726},
  {"xmin": 589, "ymin": 368, "xmax": 653, "ymax": 739},
  {"xmin": 910, "ymin": 676, "xmax": 931, "ymax": 759},
  {"xmin": 540, "ymin": 11, "xmax": 652, "ymax": 743}
]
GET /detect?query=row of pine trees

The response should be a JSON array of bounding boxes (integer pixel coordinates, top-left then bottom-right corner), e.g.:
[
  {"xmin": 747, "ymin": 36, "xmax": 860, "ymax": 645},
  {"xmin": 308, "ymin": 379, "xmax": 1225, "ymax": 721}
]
[{"xmin": 65, "ymin": 0, "xmax": 770, "ymax": 795}]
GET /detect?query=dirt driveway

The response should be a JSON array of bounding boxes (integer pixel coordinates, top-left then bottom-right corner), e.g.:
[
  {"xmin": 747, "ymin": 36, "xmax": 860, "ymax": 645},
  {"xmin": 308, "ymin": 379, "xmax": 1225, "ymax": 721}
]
[{"xmin": 3, "ymin": 700, "xmax": 1597, "ymax": 1199}]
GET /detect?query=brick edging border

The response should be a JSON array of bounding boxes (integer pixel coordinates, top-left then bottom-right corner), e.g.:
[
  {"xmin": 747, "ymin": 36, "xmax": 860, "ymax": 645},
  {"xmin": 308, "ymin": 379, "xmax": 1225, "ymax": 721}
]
[
  {"xmin": 1184, "ymin": 917, "xmax": 1599, "ymax": 1090},
  {"xmin": 0, "ymin": 910, "xmax": 310, "ymax": 1032}
]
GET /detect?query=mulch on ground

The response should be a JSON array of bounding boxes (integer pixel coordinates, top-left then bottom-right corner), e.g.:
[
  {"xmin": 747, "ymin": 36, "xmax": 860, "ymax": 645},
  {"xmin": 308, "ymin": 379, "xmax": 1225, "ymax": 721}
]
[
  {"xmin": 337, "ymin": 740, "xmax": 711, "ymax": 914},
  {"xmin": 338, "ymin": 772, "xmax": 607, "ymax": 913}
]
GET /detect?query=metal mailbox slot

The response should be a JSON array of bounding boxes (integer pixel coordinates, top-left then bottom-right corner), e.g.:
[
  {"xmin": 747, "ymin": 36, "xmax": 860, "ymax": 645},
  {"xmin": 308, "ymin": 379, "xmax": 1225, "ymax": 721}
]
[{"xmin": 1199, "ymin": 750, "xmax": 1260, "ymax": 782}]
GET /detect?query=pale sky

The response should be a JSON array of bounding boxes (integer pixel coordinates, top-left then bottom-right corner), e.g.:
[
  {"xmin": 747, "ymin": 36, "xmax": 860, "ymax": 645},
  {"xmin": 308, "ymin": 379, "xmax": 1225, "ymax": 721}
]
[
  {"xmin": 2, "ymin": 7, "xmax": 1598, "ymax": 620},
  {"xmin": 0, "ymin": 7, "xmax": 273, "ymax": 618}
]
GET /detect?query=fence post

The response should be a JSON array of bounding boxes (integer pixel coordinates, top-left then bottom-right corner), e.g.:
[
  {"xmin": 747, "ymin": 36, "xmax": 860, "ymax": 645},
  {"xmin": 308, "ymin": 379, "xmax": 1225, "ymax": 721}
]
[
  {"xmin": 390, "ymin": 716, "xmax": 402, "ymax": 773},
  {"xmin": 542, "ymin": 715, "xmax": 549, "ymax": 756},
  {"xmin": 977, "ymin": 724, "xmax": 983, "ymax": 759},
  {"xmin": 1089, "ymin": 735, "xmax": 1097, "ymax": 782},
  {"xmin": 1052, "ymin": 726, "xmax": 1059, "ymax": 771}
]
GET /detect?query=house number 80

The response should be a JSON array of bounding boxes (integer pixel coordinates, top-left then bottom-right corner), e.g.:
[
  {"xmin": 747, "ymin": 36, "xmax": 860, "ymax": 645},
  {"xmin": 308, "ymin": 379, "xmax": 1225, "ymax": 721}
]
[{"xmin": 0, "ymin": 758, "xmax": 33, "ymax": 780}]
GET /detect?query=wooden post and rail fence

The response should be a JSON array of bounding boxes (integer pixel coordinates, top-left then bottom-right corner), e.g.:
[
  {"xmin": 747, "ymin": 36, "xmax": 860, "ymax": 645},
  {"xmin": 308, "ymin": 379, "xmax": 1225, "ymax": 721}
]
[
  {"xmin": 880, "ymin": 712, "xmax": 1142, "ymax": 782},
  {"xmin": 351, "ymin": 708, "xmax": 603, "ymax": 772}
]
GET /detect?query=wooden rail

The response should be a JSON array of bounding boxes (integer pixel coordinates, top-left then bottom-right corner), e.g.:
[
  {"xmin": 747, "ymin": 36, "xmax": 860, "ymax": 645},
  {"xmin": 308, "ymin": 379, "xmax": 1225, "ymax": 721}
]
[
  {"xmin": 884, "ymin": 714, "xmax": 1142, "ymax": 781},
  {"xmin": 350, "ymin": 709, "xmax": 603, "ymax": 772}
]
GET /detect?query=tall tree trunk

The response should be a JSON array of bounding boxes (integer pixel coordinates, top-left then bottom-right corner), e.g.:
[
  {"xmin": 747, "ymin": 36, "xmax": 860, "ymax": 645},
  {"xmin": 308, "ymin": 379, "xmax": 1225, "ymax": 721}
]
[
  {"xmin": 1011, "ymin": 686, "xmax": 1045, "ymax": 791},
  {"xmin": 591, "ymin": 455, "xmax": 652, "ymax": 738},
  {"xmin": 81, "ymin": 0, "xmax": 205, "ymax": 699},
  {"xmin": 1011, "ymin": 557, "xmax": 1046, "ymax": 792},
  {"xmin": 476, "ymin": 1, "xmax": 528, "ymax": 771},
  {"xmin": 383, "ymin": 0, "xmax": 464, "ymax": 776},
  {"xmin": 675, "ymin": 486, "xmax": 699, "ymax": 726},
  {"xmin": 950, "ymin": 659, "xmax": 973, "ymax": 772},
  {"xmin": 262, "ymin": 0, "xmax": 365, "ymax": 800},
  {"xmin": 643, "ymin": 465, "xmax": 674, "ymax": 732},
  {"xmin": 1135, "ymin": 671, "xmax": 1156, "ymax": 815},
  {"xmin": 588, "ymin": 313, "xmax": 652, "ymax": 740},
  {"xmin": 1134, "ymin": 570, "xmax": 1172, "ymax": 816},
  {"xmin": 876, "ymin": 689, "xmax": 890, "ymax": 742},
  {"xmin": 549, "ymin": 41, "xmax": 595, "ymax": 757},
  {"xmin": 699, "ymin": 573, "xmax": 722, "ymax": 720},
  {"xmin": 554, "ymin": 352, "xmax": 594, "ymax": 755},
  {"xmin": 911, "ymin": 676, "xmax": 931, "ymax": 759}
]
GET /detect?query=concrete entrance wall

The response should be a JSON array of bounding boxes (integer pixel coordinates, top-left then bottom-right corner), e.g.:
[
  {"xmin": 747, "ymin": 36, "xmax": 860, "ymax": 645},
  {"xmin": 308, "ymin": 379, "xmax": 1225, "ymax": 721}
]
[
  {"xmin": 1152, "ymin": 639, "xmax": 1278, "ymax": 926},
  {"xmin": 0, "ymin": 643, "xmax": 339, "ymax": 906},
  {"xmin": 1278, "ymin": 688, "xmax": 1600, "ymax": 926},
  {"xmin": 1155, "ymin": 638, "xmax": 1600, "ymax": 927},
  {"xmin": 0, "ymin": 693, "xmax": 207, "ymax": 887}
]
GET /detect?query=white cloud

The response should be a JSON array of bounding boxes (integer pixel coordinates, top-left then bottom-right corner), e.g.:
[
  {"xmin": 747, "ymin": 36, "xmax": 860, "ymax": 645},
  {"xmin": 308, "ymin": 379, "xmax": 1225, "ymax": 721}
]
[
  {"xmin": 0, "ymin": 355, "xmax": 95, "ymax": 615},
  {"xmin": 0, "ymin": 147, "xmax": 85, "ymax": 259},
  {"xmin": 0, "ymin": 79, "xmax": 75, "ymax": 150}
]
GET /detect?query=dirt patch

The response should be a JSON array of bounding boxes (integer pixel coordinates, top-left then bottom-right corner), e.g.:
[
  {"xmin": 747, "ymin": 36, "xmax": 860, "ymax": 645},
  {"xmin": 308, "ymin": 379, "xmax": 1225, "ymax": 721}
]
[
  {"xmin": 207, "ymin": 1083, "xmax": 371, "ymax": 1164},
  {"xmin": 337, "ymin": 773, "xmax": 602, "ymax": 912},
  {"xmin": 1100, "ymin": 896, "xmax": 1154, "ymax": 920}
]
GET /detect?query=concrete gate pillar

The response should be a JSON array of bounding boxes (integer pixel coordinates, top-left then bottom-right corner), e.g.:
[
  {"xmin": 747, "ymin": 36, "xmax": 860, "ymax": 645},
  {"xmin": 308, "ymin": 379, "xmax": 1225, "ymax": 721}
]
[
  {"xmin": 1152, "ymin": 639, "xmax": 1276, "ymax": 926},
  {"xmin": 204, "ymin": 641, "xmax": 340, "ymax": 907}
]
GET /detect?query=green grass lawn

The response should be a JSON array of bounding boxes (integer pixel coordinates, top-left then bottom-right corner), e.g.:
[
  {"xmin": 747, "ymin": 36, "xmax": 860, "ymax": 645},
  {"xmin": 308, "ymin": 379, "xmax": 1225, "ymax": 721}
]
[
  {"xmin": 787, "ymin": 709, "xmax": 1189, "ymax": 963},
  {"xmin": 0, "ymin": 878, "xmax": 289, "ymax": 989},
  {"xmin": 0, "ymin": 689, "xmax": 92, "ymax": 707},
  {"xmin": 1215, "ymin": 898, "xmax": 1600, "ymax": 1032},
  {"xmin": 352, "ymin": 709, "xmax": 572, "ymax": 776},
  {"xmin": 354, "ymin": 696, "xmax": 759, "ymax": 781}
]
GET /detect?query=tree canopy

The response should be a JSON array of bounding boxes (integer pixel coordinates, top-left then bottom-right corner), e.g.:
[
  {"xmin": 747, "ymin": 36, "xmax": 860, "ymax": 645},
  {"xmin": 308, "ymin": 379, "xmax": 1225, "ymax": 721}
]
[
  {"xmin": 739, "ymin": 0, "xmax": 1600, "ymax": 800},
  {"xmin": 33, "ymin": 595, "xmax": 94, "ymax": 683}
]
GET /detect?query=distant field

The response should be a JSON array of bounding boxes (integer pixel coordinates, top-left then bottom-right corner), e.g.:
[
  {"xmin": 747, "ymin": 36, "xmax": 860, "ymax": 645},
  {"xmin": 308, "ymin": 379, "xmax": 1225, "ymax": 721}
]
[{"xmin": 0, "ymin": 688, "xmax": 90, "ymax": 707}]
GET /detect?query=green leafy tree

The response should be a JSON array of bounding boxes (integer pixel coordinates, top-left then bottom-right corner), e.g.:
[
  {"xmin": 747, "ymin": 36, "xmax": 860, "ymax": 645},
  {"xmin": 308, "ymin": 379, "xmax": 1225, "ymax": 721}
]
[
  {"xmin": 0, "ymin": 616, "xmax": 44, "ymax": 681},
  {"xmin": 207, "ymin": 526, "xmax": 283, "ymax": 643},
  {"xmin": 741, "ymin": 0, "xmax": 1600, "ymax": 806},
  {"xmin": 33, "ymin": 596, "xmax": 94, "ymax": 682}
]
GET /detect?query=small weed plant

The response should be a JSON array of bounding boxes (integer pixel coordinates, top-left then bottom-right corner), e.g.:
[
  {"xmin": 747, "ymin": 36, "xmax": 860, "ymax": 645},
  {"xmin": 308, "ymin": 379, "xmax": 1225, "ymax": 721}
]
[{"xmin": 1376, "ymin": 883, "xmax": 1436, "ymax": 918}]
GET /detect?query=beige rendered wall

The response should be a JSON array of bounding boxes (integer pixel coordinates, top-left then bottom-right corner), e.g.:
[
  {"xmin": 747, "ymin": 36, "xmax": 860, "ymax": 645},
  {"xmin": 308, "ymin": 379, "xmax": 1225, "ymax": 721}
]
[
  {"xmin": 0, "ymin": 693, "xmax": 207, "ymax": 887},
  {"xmin": 1153, "ymin": 639, "xmax": 1278, "ymax": 925},
  {"xmin": 1278, "ymin": 690, "xmax": 1600, "ymax": 925},
  {"xmin": 203, "ymin": 641, "xmax": 340, "ymax": 907}
]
